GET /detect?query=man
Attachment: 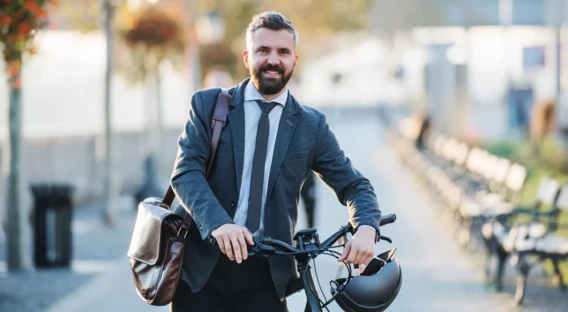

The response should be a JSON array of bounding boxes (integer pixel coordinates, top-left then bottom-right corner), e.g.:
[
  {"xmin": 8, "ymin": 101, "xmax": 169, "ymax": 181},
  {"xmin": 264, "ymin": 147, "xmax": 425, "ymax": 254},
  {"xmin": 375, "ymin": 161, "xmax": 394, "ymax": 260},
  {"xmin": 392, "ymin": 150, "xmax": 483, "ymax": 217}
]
[
  {"xmin": 203, "ymin": 64, "xmax": 318, "ymax": 229},
  {"xmin": 170, "ymin": 11, "xmax": 381, "ymax": 311}
]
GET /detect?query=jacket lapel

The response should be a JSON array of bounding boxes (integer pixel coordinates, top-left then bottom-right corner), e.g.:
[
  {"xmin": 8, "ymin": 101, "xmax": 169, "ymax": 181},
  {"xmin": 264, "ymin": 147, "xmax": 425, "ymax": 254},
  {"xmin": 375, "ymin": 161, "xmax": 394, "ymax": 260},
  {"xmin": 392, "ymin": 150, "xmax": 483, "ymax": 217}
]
[
  {"xmin": 266, "ymin": 93, "xmax": 298, "ymax": 199},
  {"xmin": 228, "ymin": 79, "xmax": 249, "ymax": 192}
]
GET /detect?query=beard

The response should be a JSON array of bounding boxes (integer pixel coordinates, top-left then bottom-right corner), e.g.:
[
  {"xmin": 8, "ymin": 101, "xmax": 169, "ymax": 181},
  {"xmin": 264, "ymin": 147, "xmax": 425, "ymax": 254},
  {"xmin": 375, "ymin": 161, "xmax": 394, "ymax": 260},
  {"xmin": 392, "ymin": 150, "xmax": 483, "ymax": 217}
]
[{"xmin": 250, "ymin": 63, "xmax": 294, "ymax": 95}]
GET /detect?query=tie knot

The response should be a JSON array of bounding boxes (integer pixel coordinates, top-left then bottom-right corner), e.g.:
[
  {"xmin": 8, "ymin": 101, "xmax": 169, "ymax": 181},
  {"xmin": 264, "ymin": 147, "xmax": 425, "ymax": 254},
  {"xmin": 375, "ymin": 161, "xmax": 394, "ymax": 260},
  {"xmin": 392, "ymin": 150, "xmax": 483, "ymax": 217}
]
[{"xmin": 256, "ymin": 100, "xmax": 278, "ymax": 114}]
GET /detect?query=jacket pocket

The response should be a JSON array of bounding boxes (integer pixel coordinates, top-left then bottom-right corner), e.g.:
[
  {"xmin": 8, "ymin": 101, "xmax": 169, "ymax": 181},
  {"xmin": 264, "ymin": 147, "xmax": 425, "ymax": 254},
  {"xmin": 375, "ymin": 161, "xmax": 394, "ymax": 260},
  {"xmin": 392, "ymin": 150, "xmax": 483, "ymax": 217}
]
[{"xmin": 284, "ymin": 149, "xmax": 310, "ymax": 161}]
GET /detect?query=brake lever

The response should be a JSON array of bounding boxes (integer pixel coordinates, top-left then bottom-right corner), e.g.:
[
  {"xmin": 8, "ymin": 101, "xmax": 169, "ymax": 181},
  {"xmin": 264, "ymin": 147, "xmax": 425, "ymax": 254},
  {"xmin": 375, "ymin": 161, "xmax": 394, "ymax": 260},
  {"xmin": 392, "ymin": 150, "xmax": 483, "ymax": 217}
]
[
  {"xmin": 248, "ymin": 241, "xmax": 277, "ymax": 259},
  {"xmin": 380, "ymin": 235, "xmax": 392, "ymax": 244}
]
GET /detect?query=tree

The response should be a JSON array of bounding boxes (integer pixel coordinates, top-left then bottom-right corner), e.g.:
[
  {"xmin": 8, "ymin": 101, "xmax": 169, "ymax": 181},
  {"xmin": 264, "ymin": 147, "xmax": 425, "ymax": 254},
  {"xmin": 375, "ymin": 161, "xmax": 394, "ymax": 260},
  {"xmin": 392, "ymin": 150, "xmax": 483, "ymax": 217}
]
[
  {"xmin": 55, "ymin": 0, "xmax": 120, "ymax": 225},
  {"xmin": 0, "ymin": 0, "xmax": 57, "ymax": 270},
  {"xmin": 101, "ymin": 0, "xmax": 118, "ymax": 226},
  {"xmin": 117, "ymin": 3, "xmax": 186, "ymax": 178}
]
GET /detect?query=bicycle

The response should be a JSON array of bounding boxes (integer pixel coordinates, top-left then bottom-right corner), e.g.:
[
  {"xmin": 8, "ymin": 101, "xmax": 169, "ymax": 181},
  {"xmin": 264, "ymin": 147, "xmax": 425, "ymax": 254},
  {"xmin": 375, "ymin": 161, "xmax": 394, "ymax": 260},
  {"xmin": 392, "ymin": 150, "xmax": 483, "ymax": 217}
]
[{"xmin": 249, "ymin": 213, "xmax": 400, "ymax": 312}]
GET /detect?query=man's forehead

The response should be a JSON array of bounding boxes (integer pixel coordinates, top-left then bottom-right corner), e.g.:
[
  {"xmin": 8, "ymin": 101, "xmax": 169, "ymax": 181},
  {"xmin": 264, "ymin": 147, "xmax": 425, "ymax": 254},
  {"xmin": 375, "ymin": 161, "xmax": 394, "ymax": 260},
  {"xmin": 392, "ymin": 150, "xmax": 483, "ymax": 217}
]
[{"xmin": 251, "ymin": 28, "xmax": 295, "ymax": 49}]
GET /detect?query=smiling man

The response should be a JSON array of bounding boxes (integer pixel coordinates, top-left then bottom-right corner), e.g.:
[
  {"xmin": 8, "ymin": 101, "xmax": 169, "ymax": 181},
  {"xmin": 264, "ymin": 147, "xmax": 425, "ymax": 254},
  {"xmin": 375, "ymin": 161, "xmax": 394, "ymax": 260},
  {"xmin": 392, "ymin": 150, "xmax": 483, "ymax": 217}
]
[{"xmin": 170, "ymin": 11, "xmax": 382, "ymax": 311}]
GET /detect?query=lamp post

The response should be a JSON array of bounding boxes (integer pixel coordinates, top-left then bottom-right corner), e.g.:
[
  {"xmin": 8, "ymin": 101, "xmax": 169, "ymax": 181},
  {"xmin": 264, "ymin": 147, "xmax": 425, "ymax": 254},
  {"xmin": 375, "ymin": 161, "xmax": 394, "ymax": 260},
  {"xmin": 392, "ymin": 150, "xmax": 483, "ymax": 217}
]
[
  {"xmin": 499, "ymin": 0, "xmax": 515, "ymax": 137},
  {"xmin": 548, "ymin": 1, "xmax": 564, "ymax": 117},
  {"xmin": 195, "ymin": 11, "xmax": 226, "ymax": 45},
  {"xmin": 100, "ymin": 0, "xmax": 119, "ymax": 226},
  {"xmin": 183, "ymin": 4, "xmax": 226, "ymax": 92},
  {"xmin": 546, "ymin": 0, "xmax": 567, "ymax": 147}
]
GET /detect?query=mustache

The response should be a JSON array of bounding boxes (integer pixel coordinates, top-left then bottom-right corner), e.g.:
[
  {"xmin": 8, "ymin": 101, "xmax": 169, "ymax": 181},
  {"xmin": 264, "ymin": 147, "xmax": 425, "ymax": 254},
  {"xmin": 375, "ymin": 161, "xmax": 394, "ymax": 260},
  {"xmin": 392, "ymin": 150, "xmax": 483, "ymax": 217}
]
[{"xmin": 260, "ymin": 64, "xmax": 284, "ymax": 74}]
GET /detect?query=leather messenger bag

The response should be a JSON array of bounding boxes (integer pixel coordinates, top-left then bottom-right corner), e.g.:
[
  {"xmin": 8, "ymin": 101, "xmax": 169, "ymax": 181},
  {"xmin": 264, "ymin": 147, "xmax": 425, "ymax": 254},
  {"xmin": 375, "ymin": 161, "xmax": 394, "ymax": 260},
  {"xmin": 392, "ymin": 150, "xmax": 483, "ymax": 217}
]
[{"xmin": 127, "ymin": 89, "xmax": 231, "ymax": 306}]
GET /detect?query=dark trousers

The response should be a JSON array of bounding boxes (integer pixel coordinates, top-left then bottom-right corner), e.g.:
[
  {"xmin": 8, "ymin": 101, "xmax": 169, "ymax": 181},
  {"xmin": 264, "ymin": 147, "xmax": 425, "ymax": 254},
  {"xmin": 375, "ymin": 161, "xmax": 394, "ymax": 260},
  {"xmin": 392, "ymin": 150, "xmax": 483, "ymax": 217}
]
[
  {"xmin": 170, "ymin": 256, "xmax": 287, "ymax": 312},
  {"xmin": 301, "ymin": 171, "xmax": 316, "ymax": 228}
]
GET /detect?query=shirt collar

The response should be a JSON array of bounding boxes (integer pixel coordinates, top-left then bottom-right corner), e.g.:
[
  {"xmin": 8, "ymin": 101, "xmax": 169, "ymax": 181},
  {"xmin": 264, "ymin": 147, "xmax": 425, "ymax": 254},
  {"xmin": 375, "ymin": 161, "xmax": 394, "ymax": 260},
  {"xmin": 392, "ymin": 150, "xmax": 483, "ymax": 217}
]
[{"xmin": 244, "ymin": 79, "xmax": 288, "ymax": 106}]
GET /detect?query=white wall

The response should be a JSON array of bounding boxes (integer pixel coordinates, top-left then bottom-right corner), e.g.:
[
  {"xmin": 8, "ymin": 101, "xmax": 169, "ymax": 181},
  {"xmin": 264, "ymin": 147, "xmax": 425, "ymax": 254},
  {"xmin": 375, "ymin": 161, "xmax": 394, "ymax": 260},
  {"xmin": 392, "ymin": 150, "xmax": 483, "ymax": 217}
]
[{"xmin": 0, "ymin": 30, "xmax": 193, "ymax": 140}]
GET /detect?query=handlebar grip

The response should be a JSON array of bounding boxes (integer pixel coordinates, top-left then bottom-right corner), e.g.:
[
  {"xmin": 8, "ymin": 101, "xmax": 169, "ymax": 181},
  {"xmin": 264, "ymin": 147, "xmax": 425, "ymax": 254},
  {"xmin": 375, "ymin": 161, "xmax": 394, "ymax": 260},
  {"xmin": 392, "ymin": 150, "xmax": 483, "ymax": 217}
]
[{"xmin": 379, "ymin": 214, "xmax": 396, "ymax": 226}]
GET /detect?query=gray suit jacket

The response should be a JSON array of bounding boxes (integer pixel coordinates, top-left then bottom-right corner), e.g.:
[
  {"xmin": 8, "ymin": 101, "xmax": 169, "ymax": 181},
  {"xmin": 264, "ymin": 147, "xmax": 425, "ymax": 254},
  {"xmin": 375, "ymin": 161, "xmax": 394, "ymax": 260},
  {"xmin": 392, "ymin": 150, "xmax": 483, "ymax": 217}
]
[{"xmin": 171, "ymin": 78, "xmax": 381, "ymax": 299}]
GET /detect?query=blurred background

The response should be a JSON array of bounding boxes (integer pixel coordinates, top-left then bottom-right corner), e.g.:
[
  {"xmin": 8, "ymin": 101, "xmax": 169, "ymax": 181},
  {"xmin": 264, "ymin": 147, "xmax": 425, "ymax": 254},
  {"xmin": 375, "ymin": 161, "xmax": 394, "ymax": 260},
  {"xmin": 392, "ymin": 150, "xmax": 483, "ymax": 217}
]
[{"xmin": 1, "ymin": 0, "xmax": 568, "ymax": 311}]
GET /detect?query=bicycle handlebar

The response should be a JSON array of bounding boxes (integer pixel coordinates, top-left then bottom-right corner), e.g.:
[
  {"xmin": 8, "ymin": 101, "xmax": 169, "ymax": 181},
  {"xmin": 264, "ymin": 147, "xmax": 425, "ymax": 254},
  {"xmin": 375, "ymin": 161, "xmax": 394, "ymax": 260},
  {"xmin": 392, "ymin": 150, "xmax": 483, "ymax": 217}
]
[
  {"xmin": 380, "ymin": 213, "xmax": 396, "ymax": 226},
  {"xmin": 250, "ymin": 213, "xmax": 397, "ymax": 257}
]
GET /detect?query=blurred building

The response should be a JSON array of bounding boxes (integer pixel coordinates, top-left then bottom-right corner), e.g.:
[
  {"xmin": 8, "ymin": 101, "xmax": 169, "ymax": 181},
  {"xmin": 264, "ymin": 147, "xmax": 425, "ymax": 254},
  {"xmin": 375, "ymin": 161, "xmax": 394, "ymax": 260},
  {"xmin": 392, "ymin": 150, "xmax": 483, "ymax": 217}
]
[
  {"xmin": 298, "ymin": 35, "xmax": 405, "ymax": 108},
  {"xmin": 369, "ymin": 0, "xmax": 567, "ymax": 142}
]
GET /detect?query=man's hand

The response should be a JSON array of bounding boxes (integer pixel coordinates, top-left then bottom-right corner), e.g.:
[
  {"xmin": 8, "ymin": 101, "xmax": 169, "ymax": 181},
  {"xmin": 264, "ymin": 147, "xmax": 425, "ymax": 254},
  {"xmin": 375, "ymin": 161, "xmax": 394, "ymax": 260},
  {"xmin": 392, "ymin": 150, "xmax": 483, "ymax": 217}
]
[
  {"xmin": 211, "ymin": 224, "xmax": 254, "ymax": 264},
  {"xmin": 338, "ymin": 226, "xmax": 376, "ymax": 266}
]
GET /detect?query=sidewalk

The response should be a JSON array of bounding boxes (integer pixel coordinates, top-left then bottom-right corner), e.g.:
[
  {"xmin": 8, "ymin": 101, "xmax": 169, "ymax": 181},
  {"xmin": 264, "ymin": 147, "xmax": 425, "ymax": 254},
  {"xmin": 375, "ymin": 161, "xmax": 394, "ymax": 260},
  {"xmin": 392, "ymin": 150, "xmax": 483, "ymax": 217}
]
[{"xmin": 45, "ymin": 256, "xmax": 168, "ymax": 312}]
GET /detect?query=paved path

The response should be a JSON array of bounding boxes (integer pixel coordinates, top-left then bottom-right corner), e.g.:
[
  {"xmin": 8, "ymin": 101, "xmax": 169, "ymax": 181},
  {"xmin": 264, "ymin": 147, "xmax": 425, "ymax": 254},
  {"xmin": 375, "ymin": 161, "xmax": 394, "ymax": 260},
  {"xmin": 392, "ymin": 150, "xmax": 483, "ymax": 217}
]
[{"xmin": 45, "ymin": 108, "xmax": 519, "ymax": 311}]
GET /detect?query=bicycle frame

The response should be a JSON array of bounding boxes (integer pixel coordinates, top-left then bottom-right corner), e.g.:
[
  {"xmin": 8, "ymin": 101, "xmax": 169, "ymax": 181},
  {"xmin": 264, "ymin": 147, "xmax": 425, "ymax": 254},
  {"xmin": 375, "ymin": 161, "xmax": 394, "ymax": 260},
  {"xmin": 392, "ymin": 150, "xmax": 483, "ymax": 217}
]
[{"xmin": 298, "ymin": 259, "xmax": 323, "ymax": 312}]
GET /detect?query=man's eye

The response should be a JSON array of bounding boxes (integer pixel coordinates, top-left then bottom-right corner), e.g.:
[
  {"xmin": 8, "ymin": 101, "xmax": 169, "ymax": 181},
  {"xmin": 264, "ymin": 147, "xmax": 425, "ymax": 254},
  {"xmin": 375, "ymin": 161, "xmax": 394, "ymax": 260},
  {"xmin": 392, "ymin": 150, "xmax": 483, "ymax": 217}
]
[{"xmin": 280, "ymin": 51, "xmax": 290, "ymax": 55}]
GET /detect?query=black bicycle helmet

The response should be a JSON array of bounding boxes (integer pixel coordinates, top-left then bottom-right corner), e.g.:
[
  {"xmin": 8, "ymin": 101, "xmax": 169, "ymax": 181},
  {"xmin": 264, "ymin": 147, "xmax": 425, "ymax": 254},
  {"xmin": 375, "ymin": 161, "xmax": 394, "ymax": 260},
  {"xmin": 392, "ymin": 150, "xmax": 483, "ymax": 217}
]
[{"xmin": 331, "ymin": 248, "xmax": 402, "ymax": 312}]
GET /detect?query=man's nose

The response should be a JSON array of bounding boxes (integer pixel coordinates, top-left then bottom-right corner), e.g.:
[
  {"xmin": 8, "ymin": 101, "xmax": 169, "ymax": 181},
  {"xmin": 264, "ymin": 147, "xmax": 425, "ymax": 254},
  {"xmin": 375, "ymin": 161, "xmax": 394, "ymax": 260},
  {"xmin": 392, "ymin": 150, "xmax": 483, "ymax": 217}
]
[{"xmin": 267, "ymin": 51, "xmax": 279, "ymax": 64}]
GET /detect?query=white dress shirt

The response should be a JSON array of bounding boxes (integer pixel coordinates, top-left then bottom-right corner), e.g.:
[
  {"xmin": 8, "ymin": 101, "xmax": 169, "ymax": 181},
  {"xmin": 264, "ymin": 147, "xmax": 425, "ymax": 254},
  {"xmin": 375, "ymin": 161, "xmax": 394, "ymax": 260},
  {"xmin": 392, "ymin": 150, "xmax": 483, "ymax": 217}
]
[{"xmin": 233, "ymin": 80, "xmax": 289, "ymax": 237}]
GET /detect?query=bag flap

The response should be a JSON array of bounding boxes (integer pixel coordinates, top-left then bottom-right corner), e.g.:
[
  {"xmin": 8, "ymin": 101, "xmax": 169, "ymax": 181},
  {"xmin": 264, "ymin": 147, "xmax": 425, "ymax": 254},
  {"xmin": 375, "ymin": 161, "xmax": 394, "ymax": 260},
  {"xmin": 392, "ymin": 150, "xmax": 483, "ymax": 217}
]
[{"xmin": 127, "ymin": 197, "xmax": 183, "ymax": 265}]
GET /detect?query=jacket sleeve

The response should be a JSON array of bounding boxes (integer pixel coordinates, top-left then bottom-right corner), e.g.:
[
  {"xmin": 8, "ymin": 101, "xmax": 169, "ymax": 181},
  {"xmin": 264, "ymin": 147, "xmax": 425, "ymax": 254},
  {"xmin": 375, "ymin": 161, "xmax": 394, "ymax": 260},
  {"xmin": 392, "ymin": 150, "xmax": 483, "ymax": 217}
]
[
  {"xmin": 170, "ymin": 91, "xmax": 234, "ymax": 240},
  {"xmin": 311, "ymin": 114, "xmax": 381, "ymax": 236}
]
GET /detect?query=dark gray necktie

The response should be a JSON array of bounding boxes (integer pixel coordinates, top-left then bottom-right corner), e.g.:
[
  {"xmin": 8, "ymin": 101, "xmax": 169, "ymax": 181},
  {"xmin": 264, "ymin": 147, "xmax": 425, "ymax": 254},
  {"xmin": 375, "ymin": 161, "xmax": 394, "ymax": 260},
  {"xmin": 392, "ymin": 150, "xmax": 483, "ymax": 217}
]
[{"xmin": 246, "ymin": 100, "xmax": 278, "ymax": 232}]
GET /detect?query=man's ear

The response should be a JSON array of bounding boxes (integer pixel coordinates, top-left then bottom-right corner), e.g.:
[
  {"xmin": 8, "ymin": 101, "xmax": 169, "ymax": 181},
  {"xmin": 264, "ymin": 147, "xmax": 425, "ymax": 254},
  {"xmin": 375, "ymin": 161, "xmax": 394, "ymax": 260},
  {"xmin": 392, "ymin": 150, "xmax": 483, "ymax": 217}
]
[{"xmin": 242, "ymin": 49, "xmax": 249, "ymax": 69}]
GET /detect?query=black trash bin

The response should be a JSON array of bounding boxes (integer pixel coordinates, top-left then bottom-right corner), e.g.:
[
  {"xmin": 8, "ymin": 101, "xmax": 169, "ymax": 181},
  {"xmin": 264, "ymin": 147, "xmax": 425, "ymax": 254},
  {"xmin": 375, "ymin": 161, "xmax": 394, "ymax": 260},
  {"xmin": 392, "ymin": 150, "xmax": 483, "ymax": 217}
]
[{"xmin": 30, "ymin": 183, "xmax": 74, "ymax": 268}]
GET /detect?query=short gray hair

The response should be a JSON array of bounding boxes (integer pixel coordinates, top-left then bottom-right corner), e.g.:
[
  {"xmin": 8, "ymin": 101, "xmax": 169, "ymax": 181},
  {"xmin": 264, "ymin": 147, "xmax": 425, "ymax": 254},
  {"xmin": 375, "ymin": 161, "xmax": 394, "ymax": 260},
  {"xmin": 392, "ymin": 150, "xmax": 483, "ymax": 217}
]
[{"xmin": 246, "ymin": 11, "xmax": 298, "ymax": 51}]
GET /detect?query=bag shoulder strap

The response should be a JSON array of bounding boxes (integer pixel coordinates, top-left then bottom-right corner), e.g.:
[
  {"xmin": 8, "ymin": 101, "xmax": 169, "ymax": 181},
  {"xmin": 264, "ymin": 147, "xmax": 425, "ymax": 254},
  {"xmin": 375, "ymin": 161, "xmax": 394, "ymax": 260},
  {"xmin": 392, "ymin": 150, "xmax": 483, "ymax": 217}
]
[{"xmin": 161, "ymin": 88, "xmax": 231, "ymax": 236}]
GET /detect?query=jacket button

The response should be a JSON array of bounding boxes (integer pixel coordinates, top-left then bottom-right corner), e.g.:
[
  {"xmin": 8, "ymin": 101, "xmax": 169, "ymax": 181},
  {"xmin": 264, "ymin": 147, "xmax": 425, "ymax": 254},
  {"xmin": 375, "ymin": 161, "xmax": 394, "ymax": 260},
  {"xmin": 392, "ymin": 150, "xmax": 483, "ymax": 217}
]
[{"xmin": 231, "ymin": 202, "xmax": 236, "ymax": 208}]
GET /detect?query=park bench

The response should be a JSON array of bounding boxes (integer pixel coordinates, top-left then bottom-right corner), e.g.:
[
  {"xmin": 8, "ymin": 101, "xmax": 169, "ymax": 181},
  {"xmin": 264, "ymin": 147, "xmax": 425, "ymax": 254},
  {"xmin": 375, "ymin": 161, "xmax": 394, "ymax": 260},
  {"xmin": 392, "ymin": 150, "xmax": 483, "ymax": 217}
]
[
  {"xmin": 506, "ymin": 182, "xmax": 568, "ymax": 304},
  {"xmin": 457, "ymin": 162, "xmax": 528, "ymax": 247},
  {"xmin": 480, "ymin": 176, "xmax": 561, "ymax": 296}
]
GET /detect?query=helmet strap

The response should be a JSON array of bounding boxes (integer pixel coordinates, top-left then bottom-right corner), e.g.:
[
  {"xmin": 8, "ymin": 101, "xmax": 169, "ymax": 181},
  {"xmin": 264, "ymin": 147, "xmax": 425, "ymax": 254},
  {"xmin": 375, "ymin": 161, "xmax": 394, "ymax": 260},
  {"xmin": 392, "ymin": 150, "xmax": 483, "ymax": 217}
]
[{"xmin": 335, "ymin": 236, "xmax": 346, "ymax": 279}]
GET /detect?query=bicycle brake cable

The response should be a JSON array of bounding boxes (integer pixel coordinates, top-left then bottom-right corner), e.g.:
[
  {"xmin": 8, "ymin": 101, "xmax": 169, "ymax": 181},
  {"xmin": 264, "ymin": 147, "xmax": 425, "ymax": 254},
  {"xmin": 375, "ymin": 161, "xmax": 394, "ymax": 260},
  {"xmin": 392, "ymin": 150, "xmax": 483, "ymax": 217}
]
[
  {"xmin": 320, "ymin": 250, "xmax": 354, "ymax": 308},
  {"xmin": 312, "ymin": 256, "xmax": 330, "ymax": 311},
  {"xmin": 306, "ymin": 257, "xmax": 330, "ymax": 312}
]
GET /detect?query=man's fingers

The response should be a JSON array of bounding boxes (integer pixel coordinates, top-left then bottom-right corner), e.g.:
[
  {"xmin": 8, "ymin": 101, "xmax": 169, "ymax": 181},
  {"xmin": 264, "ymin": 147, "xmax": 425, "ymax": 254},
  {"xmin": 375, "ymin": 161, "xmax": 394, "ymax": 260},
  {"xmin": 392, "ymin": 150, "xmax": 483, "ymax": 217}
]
[
  {"xmin": 223, "ymin": 236, "xmax": 233, "ymax": 260},
  {"xmin": 242, "ymin": 228, "xmax": 254, "ymax": 246},
  {"xmin": 356, "ymin": 249, "xmax": 374, "ymax": 266},
  {"xmin": 231, "ymin": 236, "xmax": 242, "ymax": 263},
  {"xmin": 237, "ymin": 233, "xmax": 248, "ymax": 261},
  {"xmin": 347, "ymin": 246, "xmax": 359, "ymax": 264},
  {"xmin": 353, "ymin": 246, "xmax": 365, "ymax": 265},
  {"xmin": 338, "ymin": 242, "xmax": 351, "ymax": 261},
  {"xmin": 216, "ymin": 237, "xmax": 226, "ymax": 255},
  {"xmin": 364, "ymin": 254, "xmax": 374, "ymax": 266}
]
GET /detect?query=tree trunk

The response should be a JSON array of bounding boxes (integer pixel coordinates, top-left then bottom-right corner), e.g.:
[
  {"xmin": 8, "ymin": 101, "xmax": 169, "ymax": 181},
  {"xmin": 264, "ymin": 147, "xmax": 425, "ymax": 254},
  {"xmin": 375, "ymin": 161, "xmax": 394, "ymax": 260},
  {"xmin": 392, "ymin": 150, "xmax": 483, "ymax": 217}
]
[
  {"xmin": 6, "ymin": 71, "xmax": 31, "ymax": 270},
  {"xmin": 144, "ymin": 69, "xmax": 164, "ymax": 181},
  {"xmin": 101, "ymin": 1, "xmax": 118, "ymax": 226},
  {"xmin": 184, "ymin": 0, "xmax": 201, "ymax": 93},
  {"xmin": 155, "ymin": 69, "xmax": 164, "ymax": 177}
]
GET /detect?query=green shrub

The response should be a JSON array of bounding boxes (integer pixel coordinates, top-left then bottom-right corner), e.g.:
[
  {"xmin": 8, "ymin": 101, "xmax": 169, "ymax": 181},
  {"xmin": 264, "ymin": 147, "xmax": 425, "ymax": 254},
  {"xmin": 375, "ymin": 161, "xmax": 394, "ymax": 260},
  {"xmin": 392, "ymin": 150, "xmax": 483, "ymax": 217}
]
[{"xmin": 482, "ymin": 141, "xmax": 525, "ymax": 158}]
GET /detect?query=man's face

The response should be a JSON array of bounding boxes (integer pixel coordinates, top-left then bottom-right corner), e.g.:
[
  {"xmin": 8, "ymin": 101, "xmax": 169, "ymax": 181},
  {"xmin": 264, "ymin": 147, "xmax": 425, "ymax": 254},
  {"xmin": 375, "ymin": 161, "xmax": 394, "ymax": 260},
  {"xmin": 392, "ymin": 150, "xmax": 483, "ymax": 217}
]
[{"xmin": 243, "ymin": 28, "xmax": 299, "ymax": 96}]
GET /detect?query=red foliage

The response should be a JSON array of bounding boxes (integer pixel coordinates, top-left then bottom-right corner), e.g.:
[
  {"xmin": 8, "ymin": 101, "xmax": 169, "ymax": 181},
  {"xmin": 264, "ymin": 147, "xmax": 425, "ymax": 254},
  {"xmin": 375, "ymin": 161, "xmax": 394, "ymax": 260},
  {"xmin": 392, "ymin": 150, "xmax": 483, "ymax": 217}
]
[
  {"xmin": 0, "ymin": 0, "xmax": 56, "ymax": 86},
  {"xmin": 122, "ymin": 6, "xmax": 184, "ymax": 50}
]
